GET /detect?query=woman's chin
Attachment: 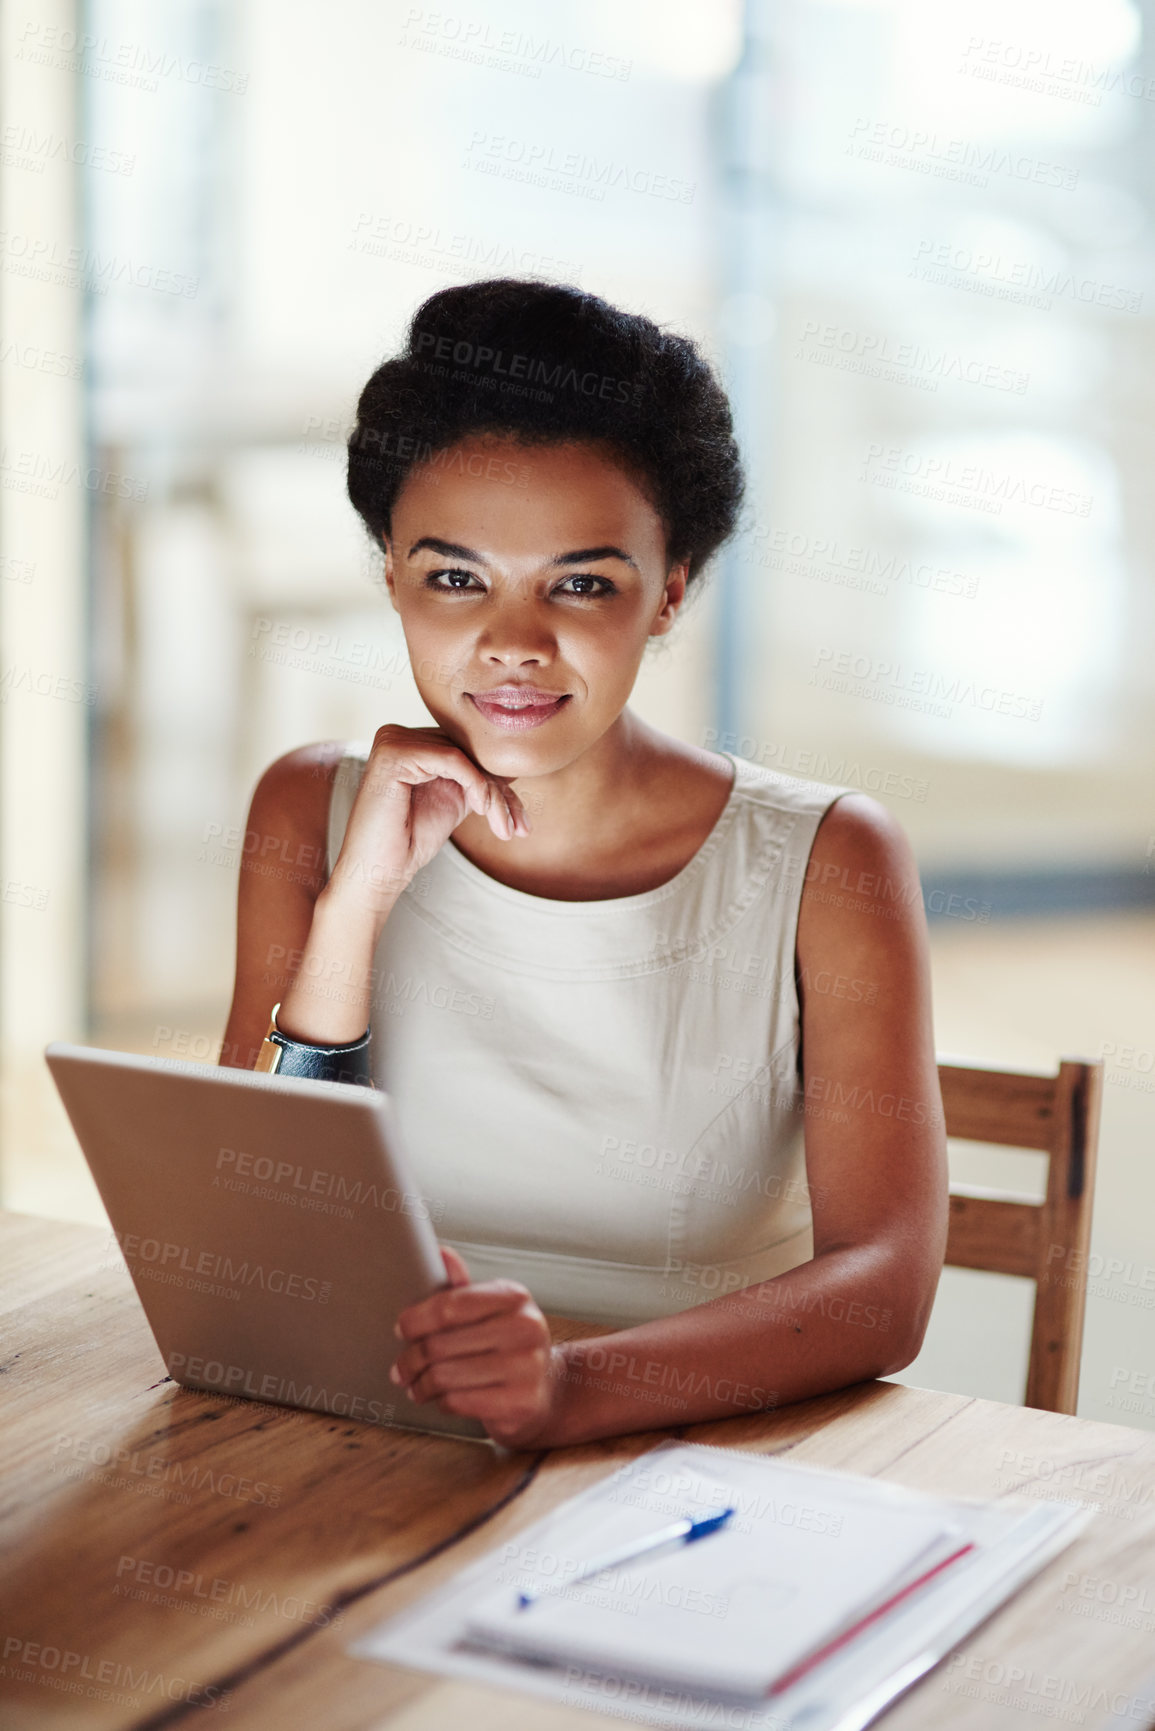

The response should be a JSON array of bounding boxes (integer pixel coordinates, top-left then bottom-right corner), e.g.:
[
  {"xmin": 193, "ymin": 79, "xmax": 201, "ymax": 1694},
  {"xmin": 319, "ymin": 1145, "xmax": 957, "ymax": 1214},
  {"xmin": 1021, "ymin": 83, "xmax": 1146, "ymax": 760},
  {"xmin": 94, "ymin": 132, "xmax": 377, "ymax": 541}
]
[
  {"xmin": 478, "ymin": 737, "xmax": 586, "ymax": 789},
  {"xmin": 423, "ymin": 696, "xmax": 588, "ymax": 781}
]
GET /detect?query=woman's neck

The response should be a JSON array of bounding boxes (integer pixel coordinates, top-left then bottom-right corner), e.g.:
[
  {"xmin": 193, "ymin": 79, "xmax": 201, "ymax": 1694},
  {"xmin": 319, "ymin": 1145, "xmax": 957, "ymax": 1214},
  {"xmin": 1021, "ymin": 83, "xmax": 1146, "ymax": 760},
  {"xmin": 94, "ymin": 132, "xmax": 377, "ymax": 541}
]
[{"xmin": 447, "ymin": 711, "xmax": 734, "ymax": 901}]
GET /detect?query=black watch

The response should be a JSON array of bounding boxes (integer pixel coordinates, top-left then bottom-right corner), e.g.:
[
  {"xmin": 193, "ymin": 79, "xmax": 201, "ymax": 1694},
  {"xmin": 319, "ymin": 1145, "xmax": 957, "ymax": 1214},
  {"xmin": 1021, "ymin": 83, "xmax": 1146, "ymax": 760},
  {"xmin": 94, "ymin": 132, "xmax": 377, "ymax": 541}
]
[{"xmin": 254, "ymin": 1003, "xmax": 374, "ymax": 1086}]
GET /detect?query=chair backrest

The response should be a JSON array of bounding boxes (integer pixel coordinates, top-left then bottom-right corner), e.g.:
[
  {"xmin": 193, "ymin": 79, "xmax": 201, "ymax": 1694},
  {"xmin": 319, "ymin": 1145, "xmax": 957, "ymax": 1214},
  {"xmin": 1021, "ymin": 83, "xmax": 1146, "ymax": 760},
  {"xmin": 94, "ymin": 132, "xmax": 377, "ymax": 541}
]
[{"xmin": 939, "ymin": 1056, "xmax": 1103, "ymax": 1415}]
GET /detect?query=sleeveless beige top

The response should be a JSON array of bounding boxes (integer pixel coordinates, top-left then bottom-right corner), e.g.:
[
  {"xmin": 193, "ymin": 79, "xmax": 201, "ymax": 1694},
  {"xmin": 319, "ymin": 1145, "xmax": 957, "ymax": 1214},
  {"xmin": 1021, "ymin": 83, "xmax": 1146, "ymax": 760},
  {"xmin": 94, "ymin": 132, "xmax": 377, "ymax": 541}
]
[{"xmin": 326, "ymin": 749, "xmax": 849, "ymax": 1328}]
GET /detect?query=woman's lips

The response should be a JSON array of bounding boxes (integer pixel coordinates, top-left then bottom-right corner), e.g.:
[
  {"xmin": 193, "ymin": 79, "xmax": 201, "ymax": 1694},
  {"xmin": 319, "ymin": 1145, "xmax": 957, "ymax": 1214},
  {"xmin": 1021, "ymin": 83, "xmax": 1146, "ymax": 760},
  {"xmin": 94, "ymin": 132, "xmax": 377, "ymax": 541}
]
[{"xmin": 467, "ymin": 692, "xmax": 571, "ymax": 731}]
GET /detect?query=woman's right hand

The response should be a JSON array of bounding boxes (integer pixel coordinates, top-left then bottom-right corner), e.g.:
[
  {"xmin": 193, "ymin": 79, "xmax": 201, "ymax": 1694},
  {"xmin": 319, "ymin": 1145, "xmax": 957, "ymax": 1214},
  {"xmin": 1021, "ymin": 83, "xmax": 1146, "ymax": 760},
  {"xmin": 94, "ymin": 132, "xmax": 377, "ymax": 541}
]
[{"xmin": 325, "ymin": 723, "xmax": 531, "ymax": 923}]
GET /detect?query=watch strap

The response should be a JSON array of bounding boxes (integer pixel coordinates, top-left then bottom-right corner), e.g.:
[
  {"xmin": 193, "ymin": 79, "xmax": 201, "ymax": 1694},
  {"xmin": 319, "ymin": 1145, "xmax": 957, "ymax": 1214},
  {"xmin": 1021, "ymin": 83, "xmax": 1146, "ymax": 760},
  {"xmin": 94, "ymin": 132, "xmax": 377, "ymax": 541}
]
[{"xmin": 254, "ymin": 1003, "xmax": 374, "ymax": 1087}]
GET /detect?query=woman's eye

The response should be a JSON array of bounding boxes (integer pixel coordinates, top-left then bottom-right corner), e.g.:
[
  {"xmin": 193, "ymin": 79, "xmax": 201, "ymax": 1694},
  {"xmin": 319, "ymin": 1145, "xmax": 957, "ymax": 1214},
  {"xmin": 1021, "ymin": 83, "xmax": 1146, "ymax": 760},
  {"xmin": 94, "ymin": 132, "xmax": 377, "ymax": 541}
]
[
  {"xmin": 423, "ymin": 570, "xmax": 615, "ymax": 596},
  {"xmin": 557, "ymin": 574, "xmax": 615, "ymax": 597},
  {"xmin": 426, "ymin": 568, "xmax": 483, "ymax": 591}
]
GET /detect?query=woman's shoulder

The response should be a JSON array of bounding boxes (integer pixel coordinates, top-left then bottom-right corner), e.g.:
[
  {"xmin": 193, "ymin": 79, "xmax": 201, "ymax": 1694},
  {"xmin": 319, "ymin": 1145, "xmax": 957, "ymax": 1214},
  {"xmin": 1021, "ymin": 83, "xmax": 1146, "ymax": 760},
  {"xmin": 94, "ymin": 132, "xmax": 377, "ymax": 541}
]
[
  {"xmin": 725, "ymin": 751, "xmax": 856, "ymax": 821},
  {"xmin": 250, "ymin": 737, "xmax": 363, "ymax": 800},
  {"xmin": 720, "ymin": 746, "xmax": 916, "ymax": 889},
  {"xmin": 722, "ymin": 758, "xmax": 918, "ymax": 915},
  {"xmin": 246, "ymin": 739, "xmax": 368, "ymax": 852}
]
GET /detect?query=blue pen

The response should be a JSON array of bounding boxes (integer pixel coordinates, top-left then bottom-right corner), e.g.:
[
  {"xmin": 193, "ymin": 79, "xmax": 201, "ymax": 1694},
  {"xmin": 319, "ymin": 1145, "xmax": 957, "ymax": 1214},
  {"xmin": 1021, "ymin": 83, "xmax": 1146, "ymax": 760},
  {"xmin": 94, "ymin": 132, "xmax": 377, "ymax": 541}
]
[{"xmin": 516, "ymin": 1506, "xmax": 737, "ymax": 1609}]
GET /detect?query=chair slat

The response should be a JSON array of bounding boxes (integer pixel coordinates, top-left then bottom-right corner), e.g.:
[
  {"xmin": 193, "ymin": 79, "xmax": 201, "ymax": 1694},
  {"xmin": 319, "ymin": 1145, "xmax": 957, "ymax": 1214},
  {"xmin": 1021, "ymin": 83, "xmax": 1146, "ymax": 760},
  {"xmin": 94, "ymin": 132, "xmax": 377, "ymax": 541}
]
[
  {"xmin": 938, "ymin": 1056, "xmax": 1102, "ymax": 1416},
  {"xmin": 1026, "ymin": 1061, "xmax": 1102, "ymax": 1412},
  {"xmin": 945, "ymin": 1194, "xmax": 1040, "ymax": 1279},
  {"xmin": 940, "ymin": 1065, "xmax": 1057, "ymax": 1151}
]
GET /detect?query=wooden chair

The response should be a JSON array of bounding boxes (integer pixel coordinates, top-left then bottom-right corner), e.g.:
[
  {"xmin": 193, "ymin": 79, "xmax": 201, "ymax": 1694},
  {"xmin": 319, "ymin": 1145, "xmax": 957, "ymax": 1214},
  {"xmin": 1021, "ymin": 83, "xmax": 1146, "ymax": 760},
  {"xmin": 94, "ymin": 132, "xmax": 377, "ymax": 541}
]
[{"xmin": 939, "ymin": 1056, "xmax": 1103, "ymax": 1415}]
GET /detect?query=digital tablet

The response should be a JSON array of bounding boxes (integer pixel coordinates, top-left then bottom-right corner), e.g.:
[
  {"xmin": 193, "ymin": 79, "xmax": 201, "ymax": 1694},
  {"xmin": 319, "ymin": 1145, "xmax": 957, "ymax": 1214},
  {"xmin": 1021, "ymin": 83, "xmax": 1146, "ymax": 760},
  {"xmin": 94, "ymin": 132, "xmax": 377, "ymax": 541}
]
[{"xmin": 43, "ymin": 1041, "xmax": 490, "ymax": 1444}]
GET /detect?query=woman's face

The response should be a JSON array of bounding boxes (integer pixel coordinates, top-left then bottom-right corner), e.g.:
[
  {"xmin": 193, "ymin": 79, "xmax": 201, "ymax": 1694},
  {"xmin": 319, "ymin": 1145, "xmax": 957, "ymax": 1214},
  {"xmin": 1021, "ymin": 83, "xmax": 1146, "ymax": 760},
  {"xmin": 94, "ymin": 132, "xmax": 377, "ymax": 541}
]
[{"xmin": 382, "ymin": 435, "xmax": 688, "ymax": 778}]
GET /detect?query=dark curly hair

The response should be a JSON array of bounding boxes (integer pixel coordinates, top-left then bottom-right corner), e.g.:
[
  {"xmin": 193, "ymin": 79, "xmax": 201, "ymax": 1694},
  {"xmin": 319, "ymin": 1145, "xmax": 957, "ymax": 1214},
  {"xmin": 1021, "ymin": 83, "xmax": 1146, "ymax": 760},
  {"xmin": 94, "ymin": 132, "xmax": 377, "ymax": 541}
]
[{"xmin": 346, "ymin": 278, "xmax": 744, "ymax": 585}]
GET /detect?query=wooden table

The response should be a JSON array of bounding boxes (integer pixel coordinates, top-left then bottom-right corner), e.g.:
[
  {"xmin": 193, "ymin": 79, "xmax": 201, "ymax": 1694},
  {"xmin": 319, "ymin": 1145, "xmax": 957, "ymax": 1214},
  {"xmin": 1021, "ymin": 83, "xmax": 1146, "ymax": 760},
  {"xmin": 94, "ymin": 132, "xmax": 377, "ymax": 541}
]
[{"xmin": 3, "ymin": 1207, "xmax": 1155, "ymax": 1731}]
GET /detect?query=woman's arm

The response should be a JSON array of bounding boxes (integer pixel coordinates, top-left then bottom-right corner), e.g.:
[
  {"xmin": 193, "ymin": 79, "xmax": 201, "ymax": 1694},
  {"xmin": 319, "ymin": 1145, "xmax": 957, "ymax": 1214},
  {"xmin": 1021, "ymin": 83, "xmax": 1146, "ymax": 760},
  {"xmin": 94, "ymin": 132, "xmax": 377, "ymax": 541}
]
[
  {"xmin": 217, "ymin": 743, "xmax": 347, "ymax": 1069},
  {"xmin": 392, "ymin": 793, "xmax": 949, "ymax": 1448},
  {"xmin": 219, "ymin": 728, "xmax": 529, "ymax": 1066}
]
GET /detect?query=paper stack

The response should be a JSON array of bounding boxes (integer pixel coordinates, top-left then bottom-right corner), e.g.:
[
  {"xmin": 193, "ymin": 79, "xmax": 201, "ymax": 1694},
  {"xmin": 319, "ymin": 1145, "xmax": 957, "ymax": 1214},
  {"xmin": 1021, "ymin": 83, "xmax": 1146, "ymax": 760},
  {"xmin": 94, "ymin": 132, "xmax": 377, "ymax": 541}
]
[{"xmin": 350, "ymin": 1441, "xmax": 1089, "ymax": 1730}]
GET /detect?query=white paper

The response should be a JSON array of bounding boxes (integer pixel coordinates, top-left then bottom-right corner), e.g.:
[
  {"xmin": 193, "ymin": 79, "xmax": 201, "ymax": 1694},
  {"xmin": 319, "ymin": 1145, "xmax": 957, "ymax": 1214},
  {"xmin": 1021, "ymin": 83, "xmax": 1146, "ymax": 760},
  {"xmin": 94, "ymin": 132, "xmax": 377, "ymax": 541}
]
[
  {"xmin": 461, "ymin": 1454, "xmax": 962, "ymax": 1697},
  {"xmin": 350, "ymin": 1441, "xmax": 1090, "ymax": 1731}
]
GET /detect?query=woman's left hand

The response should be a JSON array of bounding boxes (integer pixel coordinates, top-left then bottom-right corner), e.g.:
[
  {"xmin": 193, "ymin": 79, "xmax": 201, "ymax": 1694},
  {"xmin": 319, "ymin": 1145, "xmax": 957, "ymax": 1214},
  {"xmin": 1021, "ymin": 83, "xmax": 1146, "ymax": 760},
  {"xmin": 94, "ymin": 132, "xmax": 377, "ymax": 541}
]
[{"xmin": 390, "ymin": 1247, "xmax": 560, "ymax": 1448}]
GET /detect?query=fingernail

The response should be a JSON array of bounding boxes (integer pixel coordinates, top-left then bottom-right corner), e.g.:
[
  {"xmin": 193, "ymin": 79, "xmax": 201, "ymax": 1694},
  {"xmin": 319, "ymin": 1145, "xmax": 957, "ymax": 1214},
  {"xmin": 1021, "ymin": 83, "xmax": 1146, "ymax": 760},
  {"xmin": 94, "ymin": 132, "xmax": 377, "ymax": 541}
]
[
  {"xmin": 389, "ymin": 1363, "xmax": 401, "ymax": 1383},
  {"xmin": 393, "ymin": 1322, "xmax": 404, "ymax": 1339}
]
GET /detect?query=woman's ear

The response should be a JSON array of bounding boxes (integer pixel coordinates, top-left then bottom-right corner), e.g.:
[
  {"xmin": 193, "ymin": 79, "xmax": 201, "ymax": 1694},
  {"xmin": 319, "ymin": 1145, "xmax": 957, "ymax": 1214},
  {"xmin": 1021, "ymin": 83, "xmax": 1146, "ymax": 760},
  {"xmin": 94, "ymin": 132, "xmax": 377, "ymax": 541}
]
[
  {"xmin": 650, "ymin": 561, "xmax": 690, "ymax": 637},
  {"xmin": 381, "ymin": 534, "xmax": 398, "ymax": 610}
]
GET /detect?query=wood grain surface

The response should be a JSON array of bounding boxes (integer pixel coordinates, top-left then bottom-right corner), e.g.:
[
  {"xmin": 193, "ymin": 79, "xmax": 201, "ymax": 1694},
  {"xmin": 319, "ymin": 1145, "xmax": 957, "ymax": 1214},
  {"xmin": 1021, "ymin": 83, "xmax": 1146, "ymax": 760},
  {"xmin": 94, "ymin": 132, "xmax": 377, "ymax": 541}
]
[{"xmin": 1, "ymin": 1209, "xmax": 1154, "ymax": 1731}]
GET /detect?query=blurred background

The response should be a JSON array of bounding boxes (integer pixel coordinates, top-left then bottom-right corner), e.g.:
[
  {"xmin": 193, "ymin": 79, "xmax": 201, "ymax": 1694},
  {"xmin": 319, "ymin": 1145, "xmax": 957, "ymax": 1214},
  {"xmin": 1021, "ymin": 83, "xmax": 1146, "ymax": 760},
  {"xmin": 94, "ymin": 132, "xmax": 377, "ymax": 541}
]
[{"xmin": 2, "ymin": 0, "xmax": 1153, "ymax": 1426}]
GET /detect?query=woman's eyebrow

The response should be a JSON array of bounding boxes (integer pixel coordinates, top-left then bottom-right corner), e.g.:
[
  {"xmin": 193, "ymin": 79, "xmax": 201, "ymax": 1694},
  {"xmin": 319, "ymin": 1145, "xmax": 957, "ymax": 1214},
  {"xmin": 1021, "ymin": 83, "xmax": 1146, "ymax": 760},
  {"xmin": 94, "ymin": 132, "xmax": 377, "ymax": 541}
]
[
  {"xmin": 552, "ymin": 546, "xmax": 639, "ymax": 569},
  {"xmin": 407, "ymin": 536, "xmax": 487, "ymax": 563},
  {"xmin": 406, "ymin": 537, "xmax": 639, "ymax": 570}
]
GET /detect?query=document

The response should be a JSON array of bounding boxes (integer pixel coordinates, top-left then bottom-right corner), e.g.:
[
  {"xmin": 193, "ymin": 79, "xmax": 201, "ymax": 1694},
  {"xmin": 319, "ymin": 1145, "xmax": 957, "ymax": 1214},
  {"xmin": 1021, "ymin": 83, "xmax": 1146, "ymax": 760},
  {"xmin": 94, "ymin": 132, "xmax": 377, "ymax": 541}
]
[
  {"xmin": 350, "ymin": 1441, "xmax": 1089, "ymax": 1731},
  {"xmin": 461, "ymin": 1453, "xmax": 966, "ymax": 1697}
]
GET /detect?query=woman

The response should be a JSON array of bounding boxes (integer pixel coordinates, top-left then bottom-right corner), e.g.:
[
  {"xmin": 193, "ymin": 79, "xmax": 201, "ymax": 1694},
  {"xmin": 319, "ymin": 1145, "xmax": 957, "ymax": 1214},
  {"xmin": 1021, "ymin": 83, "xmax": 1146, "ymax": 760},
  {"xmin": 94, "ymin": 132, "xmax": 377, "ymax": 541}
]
[{"xmin": 221, "ymin": 279, "xmax": 947, "ymax": 1451}]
